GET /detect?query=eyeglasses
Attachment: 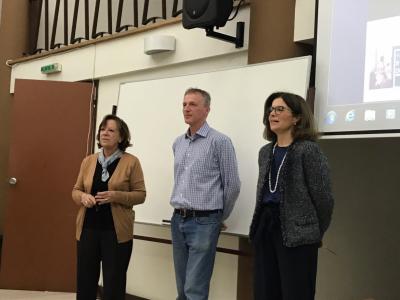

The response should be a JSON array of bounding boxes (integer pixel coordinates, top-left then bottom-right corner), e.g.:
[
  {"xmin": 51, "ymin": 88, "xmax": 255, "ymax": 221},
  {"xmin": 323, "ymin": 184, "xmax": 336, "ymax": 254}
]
[{"xmin": 268, "ymin": 106, "xmax": 292, "ymax": 115}]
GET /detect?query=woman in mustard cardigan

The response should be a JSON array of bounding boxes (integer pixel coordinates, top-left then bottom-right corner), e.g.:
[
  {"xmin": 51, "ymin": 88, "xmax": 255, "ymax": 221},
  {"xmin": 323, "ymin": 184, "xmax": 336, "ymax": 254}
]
[{"xmin": 72, "ymin": 114, "xmax": 146, "ymax": 300}]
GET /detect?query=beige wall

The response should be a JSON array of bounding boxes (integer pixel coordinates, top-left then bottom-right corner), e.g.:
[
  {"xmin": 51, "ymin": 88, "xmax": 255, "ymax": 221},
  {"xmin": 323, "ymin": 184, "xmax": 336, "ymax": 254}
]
[
  {"xmin": 317, "ymin": 138, "xmax": 400, "ymax": 300},
  {"xmin": 8, "ymin": 1, "xmax": 398, "ymax": 300},
  {"xmin": 3, "ymin": 1, "xmax": 316, "ymax": 298},
  {"xmin": 7, "ymin": 7, "xmax": 251, "ymax": 298},
  {"xmin": 10, "ymin": 8, "xmax": 250, "ymax": 93},
  {"xmin": 294, "ymin": 0, "xmax": 315, "ymax": 42}
]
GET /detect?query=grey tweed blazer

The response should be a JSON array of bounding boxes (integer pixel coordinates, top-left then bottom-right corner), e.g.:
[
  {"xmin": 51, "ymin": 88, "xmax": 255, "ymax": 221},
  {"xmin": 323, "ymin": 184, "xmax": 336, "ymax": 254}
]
[{"xmin": 249, "ymin": 139, "xmax": 334, "ymax": 247}]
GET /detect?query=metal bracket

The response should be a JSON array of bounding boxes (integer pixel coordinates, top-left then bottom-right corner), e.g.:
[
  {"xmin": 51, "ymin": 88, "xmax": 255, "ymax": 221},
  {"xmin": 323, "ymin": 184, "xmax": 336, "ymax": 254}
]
[{"xmin": 205, "ymin": 22, "xmax": 245, "ymax": 48}]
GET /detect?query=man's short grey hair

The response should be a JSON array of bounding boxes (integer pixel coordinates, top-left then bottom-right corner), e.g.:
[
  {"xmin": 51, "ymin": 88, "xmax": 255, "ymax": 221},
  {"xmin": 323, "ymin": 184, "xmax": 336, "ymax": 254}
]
[{"xmin": 184, "ymin": 88, "xmax": 211, "ymax": 107}]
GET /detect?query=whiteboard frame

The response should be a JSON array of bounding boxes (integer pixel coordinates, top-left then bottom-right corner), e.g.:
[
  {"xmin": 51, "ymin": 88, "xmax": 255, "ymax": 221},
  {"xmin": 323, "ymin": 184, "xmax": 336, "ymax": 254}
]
[{"xmin": 117, "ymin": 56, "xmax": 312, "ymax": 236}]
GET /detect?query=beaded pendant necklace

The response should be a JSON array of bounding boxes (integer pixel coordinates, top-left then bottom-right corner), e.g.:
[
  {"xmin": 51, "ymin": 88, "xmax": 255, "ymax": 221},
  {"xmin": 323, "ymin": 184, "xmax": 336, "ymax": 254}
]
[{"xmin": 268, "ymin": 143, "xmax": 288, "ymax": 193}]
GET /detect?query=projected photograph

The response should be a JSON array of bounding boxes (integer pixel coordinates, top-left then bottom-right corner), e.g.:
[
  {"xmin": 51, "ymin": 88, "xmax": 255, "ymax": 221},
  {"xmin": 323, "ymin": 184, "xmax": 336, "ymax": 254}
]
[
  {"xmin": 363, "ymin": 16, "xmax": 400, "ymax": 102},
  {"xmin": 367, "ymin": 51, "xmax": 393, "ymax": 90},
  {"xmin": 394, "ymin": 46, "xmax": 400, "ymax": 87},
  {"xmin": 316, "ymin": 0, "xmax": 400, "ymax": 133}
]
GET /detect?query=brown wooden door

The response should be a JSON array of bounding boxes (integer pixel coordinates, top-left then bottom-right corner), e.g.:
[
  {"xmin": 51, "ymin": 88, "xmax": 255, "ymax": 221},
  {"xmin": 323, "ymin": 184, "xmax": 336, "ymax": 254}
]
[{"xmin": 0, "ymin": 79, "xmax": 94, "ymax": 292}]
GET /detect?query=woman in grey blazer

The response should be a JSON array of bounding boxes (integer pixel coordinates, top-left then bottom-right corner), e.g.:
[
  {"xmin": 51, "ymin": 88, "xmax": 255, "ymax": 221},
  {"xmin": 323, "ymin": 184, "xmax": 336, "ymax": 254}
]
[{"xmin": 249, "ymin": 92, "xmax": 334, "ymax": 300}]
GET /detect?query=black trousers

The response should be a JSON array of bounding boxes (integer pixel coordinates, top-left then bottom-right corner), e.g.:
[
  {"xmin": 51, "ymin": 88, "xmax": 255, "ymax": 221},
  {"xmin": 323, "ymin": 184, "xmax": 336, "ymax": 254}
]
[
  {"xmin": 253, "ymin": 204, "xmax": 318, "ymax": 300},
  {"xmin": 76, "ymin": 229, "xmax": 133, "ymax": 300}
]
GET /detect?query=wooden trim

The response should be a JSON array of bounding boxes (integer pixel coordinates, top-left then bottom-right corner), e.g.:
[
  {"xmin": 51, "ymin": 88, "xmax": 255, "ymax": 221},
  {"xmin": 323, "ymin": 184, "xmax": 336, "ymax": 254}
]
[
  {"xmin": 134, "ymin": 234, "xmax": 246, "ymax": 256},
  {"xmin": 0, "ymin": 235, "xmax": 3, "ymax": 267},
  {"xmin": 248, "ymin": 0, "xmax": 312, "ymax": 64},
  {"xmin": 237, "ymin": 237, "xmax": 254, "ymax": 300},
  {"xmin": 8, "ymin": 17, "xmax": 182, "ymax": 65},
  {"xmin": 80, "ymin": 79, "xmax": 99, "ymax": 155}
]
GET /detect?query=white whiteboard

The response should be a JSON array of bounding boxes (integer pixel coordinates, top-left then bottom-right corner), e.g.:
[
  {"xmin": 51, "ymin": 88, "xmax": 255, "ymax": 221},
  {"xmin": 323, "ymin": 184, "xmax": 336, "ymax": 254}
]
[{"xmin": 117, "ymin": 56, "xmax": 311, "ymax": 236}]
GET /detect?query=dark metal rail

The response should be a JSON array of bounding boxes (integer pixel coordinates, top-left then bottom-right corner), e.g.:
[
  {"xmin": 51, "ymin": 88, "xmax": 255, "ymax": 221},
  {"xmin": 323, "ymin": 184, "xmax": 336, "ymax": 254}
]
[{"xmin": 28, "ymin": 0, "xmax": 183, "ymax": 55}]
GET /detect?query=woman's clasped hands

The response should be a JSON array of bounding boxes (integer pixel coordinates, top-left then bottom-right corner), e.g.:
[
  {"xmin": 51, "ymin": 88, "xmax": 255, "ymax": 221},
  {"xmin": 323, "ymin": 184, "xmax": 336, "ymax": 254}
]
[{"xmin": 81, "ymin": 191, "xmax": 116, "ymax": 208}]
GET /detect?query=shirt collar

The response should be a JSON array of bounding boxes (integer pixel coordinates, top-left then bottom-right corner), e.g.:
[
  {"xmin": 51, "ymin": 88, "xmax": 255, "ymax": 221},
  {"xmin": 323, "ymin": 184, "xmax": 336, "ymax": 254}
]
[{"xmin": 185, "ymin": 122, "xmax": 210, "ymax": 139}]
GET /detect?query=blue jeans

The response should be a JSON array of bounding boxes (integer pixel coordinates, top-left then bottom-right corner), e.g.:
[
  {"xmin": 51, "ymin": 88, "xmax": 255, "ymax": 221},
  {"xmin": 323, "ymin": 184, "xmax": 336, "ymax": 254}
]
[{"xmin": 171, "ymin": 211, "xmax": 222, "ymax": 300}]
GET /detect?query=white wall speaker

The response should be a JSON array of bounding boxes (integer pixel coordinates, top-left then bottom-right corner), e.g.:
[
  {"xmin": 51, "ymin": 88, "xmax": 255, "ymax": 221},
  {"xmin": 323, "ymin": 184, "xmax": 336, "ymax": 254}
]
[{"xmin": 144, "ymin": 35, "xmax": 176, "ymax": 55}]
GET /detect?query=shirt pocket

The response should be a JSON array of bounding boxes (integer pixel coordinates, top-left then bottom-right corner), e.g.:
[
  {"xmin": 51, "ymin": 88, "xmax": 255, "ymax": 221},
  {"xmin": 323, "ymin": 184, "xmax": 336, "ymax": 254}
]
[{"xmin": 194, "ymin": 153, "xmax": 219, "ymax": 172}]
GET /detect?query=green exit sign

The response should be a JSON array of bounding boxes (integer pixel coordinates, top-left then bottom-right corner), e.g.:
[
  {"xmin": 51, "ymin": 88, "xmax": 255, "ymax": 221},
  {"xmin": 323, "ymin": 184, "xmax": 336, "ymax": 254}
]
[{"xmin": 41, "ymin": 63, "xmax": 62, "ymax": 74}]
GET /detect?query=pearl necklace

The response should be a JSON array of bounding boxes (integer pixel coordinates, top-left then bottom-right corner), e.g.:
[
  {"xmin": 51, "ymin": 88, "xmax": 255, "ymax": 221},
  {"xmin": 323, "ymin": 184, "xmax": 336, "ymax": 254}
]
[{"xmin": 268, "ymin": 143, "xmax": 288, "ymax": 193}]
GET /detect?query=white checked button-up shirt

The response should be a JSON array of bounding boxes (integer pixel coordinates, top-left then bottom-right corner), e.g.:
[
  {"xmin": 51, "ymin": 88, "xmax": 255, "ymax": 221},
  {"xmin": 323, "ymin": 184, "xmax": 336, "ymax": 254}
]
[{"xmin": 170, "ymin": 122, "xmax": 241, "ymax": 220}]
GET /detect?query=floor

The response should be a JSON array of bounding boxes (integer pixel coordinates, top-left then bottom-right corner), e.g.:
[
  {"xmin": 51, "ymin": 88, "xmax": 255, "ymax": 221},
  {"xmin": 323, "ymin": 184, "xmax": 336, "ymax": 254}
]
[{"xmin": 0, "ymin": 290, "xmax": 77, "ymax": 300}]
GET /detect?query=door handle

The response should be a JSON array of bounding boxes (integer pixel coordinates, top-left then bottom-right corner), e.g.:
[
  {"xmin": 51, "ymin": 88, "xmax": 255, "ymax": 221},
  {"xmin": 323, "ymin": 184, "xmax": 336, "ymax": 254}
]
[{"xmin": 8, "ymin": 177, "xmax": 17, "ymax": 185}]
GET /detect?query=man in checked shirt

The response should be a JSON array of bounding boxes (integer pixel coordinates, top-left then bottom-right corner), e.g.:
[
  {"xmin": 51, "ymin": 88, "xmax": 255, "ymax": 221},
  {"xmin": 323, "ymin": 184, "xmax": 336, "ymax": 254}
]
[{"xmin": 170, "ymin": 87, "xmax": 241, "ymax": 300}]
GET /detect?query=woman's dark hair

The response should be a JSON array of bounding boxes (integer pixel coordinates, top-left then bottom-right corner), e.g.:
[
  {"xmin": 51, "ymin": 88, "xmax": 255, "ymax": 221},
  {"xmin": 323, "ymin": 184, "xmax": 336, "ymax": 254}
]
[
  {"xmin": 96, "ymin": 114, "xmax": 132, "ymax": 151},
  {"xmin": 263, "ymin": 92, "xmax": 318, "ymax": 142}
]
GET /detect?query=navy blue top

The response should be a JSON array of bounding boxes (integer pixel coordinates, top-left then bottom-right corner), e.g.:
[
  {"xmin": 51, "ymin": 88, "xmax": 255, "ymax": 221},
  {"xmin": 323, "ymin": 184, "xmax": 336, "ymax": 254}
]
[{"xmin": 262, "ymin": 146, "xmax": 288, "ymax": 203}]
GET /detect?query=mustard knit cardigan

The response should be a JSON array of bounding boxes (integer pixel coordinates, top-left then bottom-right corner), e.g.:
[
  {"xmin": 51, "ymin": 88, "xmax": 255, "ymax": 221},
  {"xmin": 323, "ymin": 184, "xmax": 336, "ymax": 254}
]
[{"xmin": 72, "ymin": 152, "xmax": 146, "ymax": 242}]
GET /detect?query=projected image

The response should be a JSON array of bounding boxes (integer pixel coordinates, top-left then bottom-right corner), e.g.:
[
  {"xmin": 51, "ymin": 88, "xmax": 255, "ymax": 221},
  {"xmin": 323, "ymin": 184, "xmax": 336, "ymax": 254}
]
[
  {"xmin": 367, "ymin": 52, "xmax": 393, "ymax": 90},
  {"xmin": 316, "ymin": 0, "xmax": 400, "ymax": 134},
  {"xmin": 394, "ymin": 46, "xmax": 400, "ymax": 87},
  {"xmin": 363, "ymin": 16, "xmax": 400, "ymax": 102}
]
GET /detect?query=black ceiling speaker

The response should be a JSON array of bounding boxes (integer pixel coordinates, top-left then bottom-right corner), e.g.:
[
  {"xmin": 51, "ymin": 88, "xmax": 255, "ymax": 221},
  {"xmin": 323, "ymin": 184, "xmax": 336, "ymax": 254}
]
[{"xmin": 182, "ymin": 0, "xmax": 233, "ymax": 29}]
